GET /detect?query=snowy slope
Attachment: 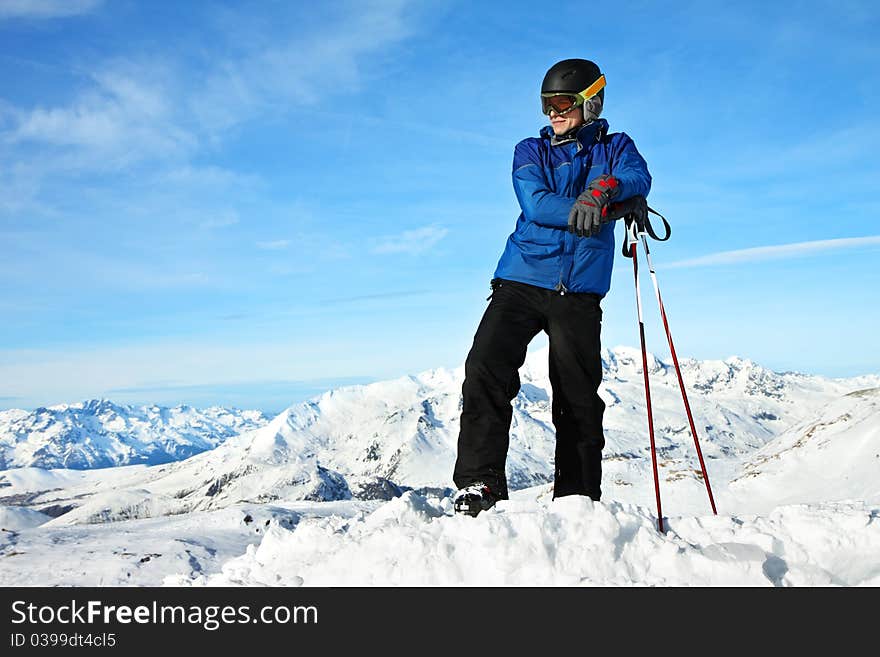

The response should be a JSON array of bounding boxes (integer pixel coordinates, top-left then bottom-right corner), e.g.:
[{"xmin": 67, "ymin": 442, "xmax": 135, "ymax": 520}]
[
  {"xmin": 0, "ymin": 500, "xmax": 378, "ymax": 586},
  {"xmin": 728, "ymin": 386, "xmax": 880, "ymax": 511},
  {"xmin": 0, "ymin": 399, "xmax": 269, "ymax": 470}
]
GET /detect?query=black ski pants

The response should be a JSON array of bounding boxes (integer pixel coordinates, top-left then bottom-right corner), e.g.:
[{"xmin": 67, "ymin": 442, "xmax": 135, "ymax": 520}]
[{"xmin": 453, "ymin": 278, "xmax": 606, "ymax": 501}]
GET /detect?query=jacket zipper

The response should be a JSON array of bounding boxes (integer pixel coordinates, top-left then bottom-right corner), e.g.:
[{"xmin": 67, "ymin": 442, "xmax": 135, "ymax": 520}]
[
  {"xmin": 557, "ymin": 141, "xmax": 586, "ymax": 296},
  {"xmin": 556, "ymin": 233, "xmax": 571, "ymax": 295}
]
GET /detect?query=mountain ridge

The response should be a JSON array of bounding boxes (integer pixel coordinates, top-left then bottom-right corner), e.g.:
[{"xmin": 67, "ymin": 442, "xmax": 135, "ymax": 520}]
[
  {"xmin": 0, "ymin": 399, "xmax": 269, "ymax": 470},
  {"xmin": 2, "ymin": 346, "xmax": 877, "ymax": 524}
]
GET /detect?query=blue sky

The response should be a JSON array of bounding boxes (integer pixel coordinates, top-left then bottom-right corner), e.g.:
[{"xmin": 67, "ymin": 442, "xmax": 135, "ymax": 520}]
[{"xmin": 1, "ymin": 0, "xmax": 878, "ymax": 413}]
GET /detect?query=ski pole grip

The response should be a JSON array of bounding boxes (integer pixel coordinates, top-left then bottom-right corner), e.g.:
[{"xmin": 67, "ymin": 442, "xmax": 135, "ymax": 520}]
[
  {"xmin": 614, "ymin": 196, "xmax": 672, "ymax": 257},
  {"xmin": 607, "ymin": 195, "xmax": 648, "ymax": 224}
]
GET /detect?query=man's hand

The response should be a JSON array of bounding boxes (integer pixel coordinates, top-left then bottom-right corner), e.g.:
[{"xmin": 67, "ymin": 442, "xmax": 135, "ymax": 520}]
[{"xmin": 568, "ymin": 174, "xmax": 620, "ymax": 238}]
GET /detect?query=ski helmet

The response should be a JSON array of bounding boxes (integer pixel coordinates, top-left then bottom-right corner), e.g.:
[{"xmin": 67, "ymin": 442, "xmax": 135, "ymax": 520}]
[{"xmin": 541, "ymin": 58, "xmax": 605, "ymax": 122}]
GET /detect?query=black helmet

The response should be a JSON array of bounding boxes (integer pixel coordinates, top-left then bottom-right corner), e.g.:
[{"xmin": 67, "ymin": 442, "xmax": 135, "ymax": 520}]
[{"xmin": 541, "ymin": 58, "xmax": 605, "ymax": 122}]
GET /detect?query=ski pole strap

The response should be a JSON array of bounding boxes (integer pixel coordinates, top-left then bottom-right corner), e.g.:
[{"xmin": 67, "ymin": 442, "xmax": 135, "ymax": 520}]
[{"xmin": 606, "ymin": 195, "xmax": 671, "ymax": 258}]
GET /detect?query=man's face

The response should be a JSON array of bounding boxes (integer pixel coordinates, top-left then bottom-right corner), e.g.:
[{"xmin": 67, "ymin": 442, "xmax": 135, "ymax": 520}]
[{"xmin": 548, "ymin": 104, "xmax": 585, "ymax": 136}]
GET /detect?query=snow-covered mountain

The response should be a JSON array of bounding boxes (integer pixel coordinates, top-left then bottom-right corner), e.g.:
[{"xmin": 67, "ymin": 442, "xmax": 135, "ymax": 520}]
[
  {"xmin": 728, "ymin": 385, "xmax": 880, "ymax": 510},
  {"xmin": 162, "ymin": 344, "xmax": 878, "ymax": 505},
  {"xmin": 1, "ymin": 346, "xmax": 876, "ymax": 526},
  {"xmin": 1, "ymin": 346, "xmax": 879, "ymax": 587},
  {"xmin": 0, "ymin": 399, "xmax": 269, "ymax": 470}
]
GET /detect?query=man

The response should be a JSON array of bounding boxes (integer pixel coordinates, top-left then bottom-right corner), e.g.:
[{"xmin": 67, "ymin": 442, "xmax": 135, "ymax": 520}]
[{"xmin": 452, "ymin": 58, "xmax": 652, "ymax": 516}]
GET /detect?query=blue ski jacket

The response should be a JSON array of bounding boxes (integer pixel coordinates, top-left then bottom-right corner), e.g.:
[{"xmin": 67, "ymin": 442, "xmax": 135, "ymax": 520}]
[{"xmin": 493, "ymin": 118, "xmax": 651, "ymax": 296}]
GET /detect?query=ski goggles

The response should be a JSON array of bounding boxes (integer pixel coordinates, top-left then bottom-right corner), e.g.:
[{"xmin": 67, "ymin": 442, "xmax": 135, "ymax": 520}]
[{"xmin": 541, "ymin": 74, "xmax": 606, "ymax": 115}]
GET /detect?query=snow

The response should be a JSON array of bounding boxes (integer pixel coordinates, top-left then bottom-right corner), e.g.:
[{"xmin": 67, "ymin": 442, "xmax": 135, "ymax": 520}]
[
  {"xmin": 165, "ymin": 492, "xmax": 880, "ymax": 587},
  {"xmin": 0, "ymin": 506, "xmax": 51, "ymax": 531},
  {"xmin": 1, "ymin": 347, "xmax": 878, "ymax": 586},
  {"xmin": 727, "ymin": 387, "xmax": 880, "ymax": 511},
  {"xmin": 0, "ymin": 502, "xmax": 376, "ymax": 586}
]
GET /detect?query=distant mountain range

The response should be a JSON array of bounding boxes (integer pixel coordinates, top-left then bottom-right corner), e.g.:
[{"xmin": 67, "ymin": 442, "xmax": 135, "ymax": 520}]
[
  {"xmin": 0, "ymin": 399, "xmax": 269, "ymax": 470},
  {"xmin": 0, "ymin": 346, "xmax": 877, "ymax": 525}
]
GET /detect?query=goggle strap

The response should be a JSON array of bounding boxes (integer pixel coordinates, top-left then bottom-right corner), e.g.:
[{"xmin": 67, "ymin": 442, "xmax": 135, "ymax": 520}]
[{"xmin": 578, "ymin": 75, "xmax": 606, "ymax": 101}]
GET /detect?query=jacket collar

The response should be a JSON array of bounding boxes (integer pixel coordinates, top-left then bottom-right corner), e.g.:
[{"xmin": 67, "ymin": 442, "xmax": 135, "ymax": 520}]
[{"xmin": 541, "ymin": 118, "xmax": 609, "ymax": 148}]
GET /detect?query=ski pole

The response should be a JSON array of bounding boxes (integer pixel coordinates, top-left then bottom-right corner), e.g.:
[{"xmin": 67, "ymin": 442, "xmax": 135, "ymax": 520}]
[
  {"xmin": 626, "ymin": 218, "xmax": 664, "ymax": 533},
  {"xmin": 637, "ymin": 220, "xmax": 718, "ymax": 515}
]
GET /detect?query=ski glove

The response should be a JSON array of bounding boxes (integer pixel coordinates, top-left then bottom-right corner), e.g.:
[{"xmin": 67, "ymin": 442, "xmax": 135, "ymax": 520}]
[{"xmin": 568, "ymin": 174, "xmax": 620, "ymax": 238}]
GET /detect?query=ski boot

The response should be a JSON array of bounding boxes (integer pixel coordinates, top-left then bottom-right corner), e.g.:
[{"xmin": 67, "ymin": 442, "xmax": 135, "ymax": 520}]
[{"xmin": 453, "ymin": 483, "xmax": 497, "ymax": 517}]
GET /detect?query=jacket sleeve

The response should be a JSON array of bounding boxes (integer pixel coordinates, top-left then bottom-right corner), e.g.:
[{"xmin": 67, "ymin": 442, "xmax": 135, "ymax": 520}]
[
  {"xmin": 511, "ymin": 139, "xmax": 574, "ymax": 230},
  {"xmin": 610, "ymin": 133, "xmax": 652, "ymax": 201}
]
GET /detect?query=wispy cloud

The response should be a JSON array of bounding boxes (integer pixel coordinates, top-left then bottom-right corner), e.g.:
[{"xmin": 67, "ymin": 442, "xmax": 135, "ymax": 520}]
[
  {"xmin": 257, "ymin": 239, "xmax": 291, "ymax": 250},
  {"xmin": 199, "ymin": 209, "xmax": 240, "ymax": 230},
  {"xmin": 106, "ymin": 376, "xmax": 375, "ymax": 396},
  {"xmin": 666, "ymin": 235, "xmax": 880, "ymax": 269},
  {"xmin": 105, "ymin": 375, "xmax": 379, "ymax": 414},
  {"xmin": 371, "ymin": 225, "xmax": 449, "ymax": 255},
  {"xmin": 0, "ymin": 0, "xmax": 103, "ymax": 19},
  {"xmin": 0, "ymin": 163, "xmax": 48, "ymax": 215},
  {"xmin": 0, "ymin": 339, "xmax": 382, "ymax": 410},
  {"xmin": 0, "ymin": 243, "xmax": 213, "ymax": 290},
  {"xmin": 319, "ymin": 289, "xmax": 430, "ymax": 304},
  {"xmin": 6, "ymin": 66, "xmax": 195, "ymax": 168},
  {"xmin": 0, "ymin": 1, "xmax": 421, "ymax": 204},
  {"xmin": 188, "ymin": 0, "xmax": 418, "ymax": 134},
  {"xmin": 160, "ymin": 166, "xmax": 262, "ymax": 190}
]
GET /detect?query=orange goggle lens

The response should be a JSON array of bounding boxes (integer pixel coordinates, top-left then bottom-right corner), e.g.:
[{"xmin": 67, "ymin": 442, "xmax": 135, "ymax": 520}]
[{"xmin": 541, "ymin": 94, "xmax": 580, "ymax": 116}]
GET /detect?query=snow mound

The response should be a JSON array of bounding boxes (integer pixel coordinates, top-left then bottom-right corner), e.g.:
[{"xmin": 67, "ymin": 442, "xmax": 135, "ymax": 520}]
[
  {"xmin": 0, "ymin": 505, "xmax": 51, "ymax": 530},
  {"xmin": 45, "ymin": 489, "xmax": 185, "ymax": 526},
  {"xmin": 166, "ymin": 490, "xmax": 880, "ymax": 587}
]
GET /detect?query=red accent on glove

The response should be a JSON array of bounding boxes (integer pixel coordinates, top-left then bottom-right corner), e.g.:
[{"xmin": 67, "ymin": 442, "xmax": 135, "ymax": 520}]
[
  {"xmin": 579, "ymin": 200, "xmax": 596, "ymax": 207},
  {"xmin": 591, "ymin": 189, "xmax": 602, "ymax": 198}
]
